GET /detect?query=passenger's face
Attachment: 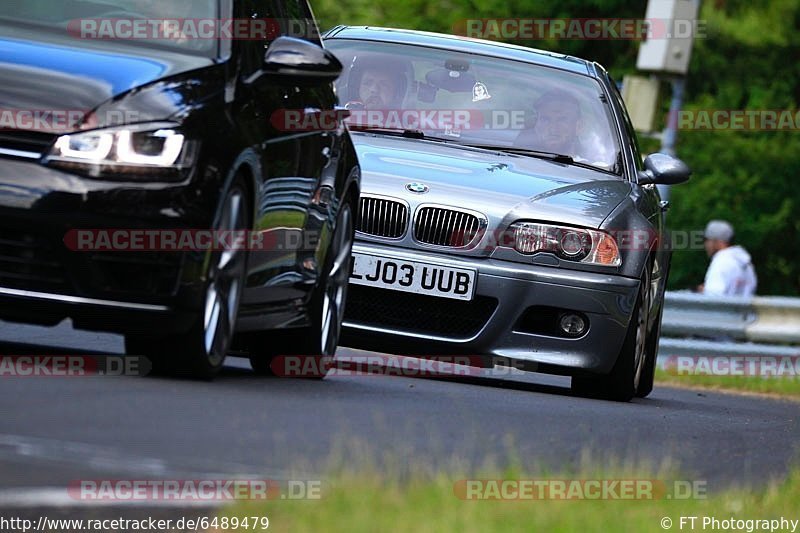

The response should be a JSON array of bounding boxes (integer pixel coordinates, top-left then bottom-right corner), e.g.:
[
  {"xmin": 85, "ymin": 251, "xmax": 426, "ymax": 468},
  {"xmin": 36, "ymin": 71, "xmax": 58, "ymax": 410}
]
[
  {"xmin": 704, "ymin": 238, "xmax": 724, "ymax": 258},
  {"xmin": 359, "ymin": 71, "xmax": 398, "ymax": 109},
  {"xmin": 535, "ymin": 106, "xmax": 581, "ymax": 153}
]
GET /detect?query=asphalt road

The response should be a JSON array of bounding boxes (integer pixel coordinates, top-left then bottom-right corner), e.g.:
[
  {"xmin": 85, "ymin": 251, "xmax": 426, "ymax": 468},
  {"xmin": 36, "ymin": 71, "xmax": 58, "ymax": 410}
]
[{"xmin": 0, "ymin": 320, "xmax": 798, "ymax": 517}]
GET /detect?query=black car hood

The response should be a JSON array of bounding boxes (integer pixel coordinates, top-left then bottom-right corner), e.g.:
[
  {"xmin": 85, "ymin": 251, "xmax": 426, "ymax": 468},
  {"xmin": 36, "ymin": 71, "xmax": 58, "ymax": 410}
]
[{"xmin": 0, "ymin": 28, "xmax": 215, "ymax": 132}]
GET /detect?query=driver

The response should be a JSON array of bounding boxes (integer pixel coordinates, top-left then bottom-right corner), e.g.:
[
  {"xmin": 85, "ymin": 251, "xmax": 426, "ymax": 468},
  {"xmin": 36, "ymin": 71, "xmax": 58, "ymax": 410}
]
[{"xmin": 345, "ymin": 56, "xmax": 409, "ymax": 110}]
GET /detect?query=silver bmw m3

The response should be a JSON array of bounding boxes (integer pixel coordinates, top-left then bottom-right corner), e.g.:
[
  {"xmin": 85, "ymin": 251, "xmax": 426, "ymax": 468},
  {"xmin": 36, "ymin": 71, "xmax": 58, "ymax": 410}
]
[{"xmin": 324, "ymin": 26, "xmax": 691, "ymax": 401}]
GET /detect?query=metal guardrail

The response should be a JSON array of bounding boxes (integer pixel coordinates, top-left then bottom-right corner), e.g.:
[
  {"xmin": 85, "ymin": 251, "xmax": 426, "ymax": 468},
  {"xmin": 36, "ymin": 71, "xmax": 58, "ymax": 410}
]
[{"xmin": 658, "ymin": 291, "xmax": 800, "ymax": 361}]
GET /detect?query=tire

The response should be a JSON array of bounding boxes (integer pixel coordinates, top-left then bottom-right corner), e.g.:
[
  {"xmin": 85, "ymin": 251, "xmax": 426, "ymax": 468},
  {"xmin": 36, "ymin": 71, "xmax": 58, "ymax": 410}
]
[
  {"xmin": 572, "ymin": 267, "xmax": 652, "ymax": 402},
  {"xmin": 635, "ymin": 303, "xmax": 661, "ymax": 399},
  {"xmin": 126, "ymin": 176, "xmax": 250, "ymax": 379},
  {"xmin": 637, "ymin": 258, "xmax": 669, "ymax": 398},
  {"xmin": 248, "ymin": 197, "xmax": 355, "ymax": 378}
]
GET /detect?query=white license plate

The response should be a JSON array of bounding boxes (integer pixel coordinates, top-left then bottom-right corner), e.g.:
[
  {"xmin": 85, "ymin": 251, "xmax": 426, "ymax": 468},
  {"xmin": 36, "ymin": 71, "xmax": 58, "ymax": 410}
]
[{"xmin": 349, "ymin": 253, "xmax": 476, "ymax": 301}]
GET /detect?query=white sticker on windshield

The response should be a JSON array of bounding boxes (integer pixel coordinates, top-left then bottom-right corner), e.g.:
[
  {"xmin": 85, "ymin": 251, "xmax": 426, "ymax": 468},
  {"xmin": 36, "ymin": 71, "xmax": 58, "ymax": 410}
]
[
  {"xmin": 472, "ymin": 82, "xmax": 492, "ymax": 102},
  {"xmin": 444, "ymin": 126, "xmax": 462, "ymax": 138}
]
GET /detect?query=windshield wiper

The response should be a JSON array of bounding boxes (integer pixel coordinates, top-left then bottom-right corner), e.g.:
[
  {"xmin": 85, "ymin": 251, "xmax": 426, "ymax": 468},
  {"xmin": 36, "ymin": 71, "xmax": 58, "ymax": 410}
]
[
  {"xmin": 464, "ymin": 145, "xmax": 575, "ymax": 164},
  {"xmin": 464, "ymin": 144, "xmax": 618, "ymax": 174},
  {"xmin": 347, "ymin": 125, "xmax": 460, "ymax": 144},
  {"xmin": 347, "ymin": 125, "xmax": 426, "ymax": 139}
]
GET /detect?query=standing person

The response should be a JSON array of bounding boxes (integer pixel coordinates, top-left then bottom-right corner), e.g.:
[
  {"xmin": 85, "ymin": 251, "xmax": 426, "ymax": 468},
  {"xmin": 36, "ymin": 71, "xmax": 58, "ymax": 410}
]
[{"xmin": 700, "ymin": 220, "xmax": 758, "ymax": 297}]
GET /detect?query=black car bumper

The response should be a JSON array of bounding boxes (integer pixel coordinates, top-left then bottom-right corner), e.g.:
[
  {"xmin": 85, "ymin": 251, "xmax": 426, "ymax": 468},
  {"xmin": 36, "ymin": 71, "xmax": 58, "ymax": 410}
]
[{"xmin": 0, "ymin": 156, "xmax": 213, "ymax": 335}]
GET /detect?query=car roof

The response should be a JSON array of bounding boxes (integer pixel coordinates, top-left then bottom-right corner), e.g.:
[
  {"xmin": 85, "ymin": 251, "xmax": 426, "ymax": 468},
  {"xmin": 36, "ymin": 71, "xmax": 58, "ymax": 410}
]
[{"xmin": 323, "ymin": 26, "xmax": 600, "ymax": 78}]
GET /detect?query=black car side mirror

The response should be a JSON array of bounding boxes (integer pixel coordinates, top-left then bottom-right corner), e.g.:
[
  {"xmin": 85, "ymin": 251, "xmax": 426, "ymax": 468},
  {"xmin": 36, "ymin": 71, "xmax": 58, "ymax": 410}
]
[
  {"xmin": 638, "ymin": 153, "xmax": 691, "ymax": 185},
  {"xmin": 249, "ymin": 36, "xmax": 343, "ymax": 86}
]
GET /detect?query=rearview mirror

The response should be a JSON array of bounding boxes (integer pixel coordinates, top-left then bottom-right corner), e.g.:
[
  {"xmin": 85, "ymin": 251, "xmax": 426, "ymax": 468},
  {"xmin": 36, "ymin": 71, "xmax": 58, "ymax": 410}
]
[
  {"xmin": 638, "ymin": 153, "xmax": 691, "ymax": 185},
  {"xmin": 425, "ymin": 68, "xmax": 477, "ymax": 93},
  {"xmin": 250, "ymin": 36, "xmax": 342, "ymax": 86}
]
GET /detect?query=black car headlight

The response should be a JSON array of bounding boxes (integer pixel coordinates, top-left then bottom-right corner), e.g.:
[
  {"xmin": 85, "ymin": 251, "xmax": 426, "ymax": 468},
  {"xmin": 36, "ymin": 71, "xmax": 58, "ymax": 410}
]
[
  {"xmin": 510, "ymin": 222, "xmax": 622, "ymax": 267},
  {"xmin": 44, "ymin": 122, "xmax": 198, "ymax": 181}
]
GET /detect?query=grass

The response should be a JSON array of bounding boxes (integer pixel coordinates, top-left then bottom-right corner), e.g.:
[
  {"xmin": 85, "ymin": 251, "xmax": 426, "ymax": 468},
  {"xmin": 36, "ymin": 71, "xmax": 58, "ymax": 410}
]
[
  {"xmin": 222, "ymin": 465, "xmax": 800, "ymax": 533},
  {"xmin": 655, "ymin": 368, "xmax": 800, "ymax": 399}
]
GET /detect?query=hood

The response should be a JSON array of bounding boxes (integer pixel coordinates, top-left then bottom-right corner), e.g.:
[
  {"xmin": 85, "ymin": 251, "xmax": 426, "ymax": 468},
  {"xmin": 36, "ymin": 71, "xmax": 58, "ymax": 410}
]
[
  {"xmin": 0, "ymin": 30, "xmax": 215, "ymax": 132},
  {"xmin": 353, "ymin": 133, "xmax": 631, "ymax": 228}
]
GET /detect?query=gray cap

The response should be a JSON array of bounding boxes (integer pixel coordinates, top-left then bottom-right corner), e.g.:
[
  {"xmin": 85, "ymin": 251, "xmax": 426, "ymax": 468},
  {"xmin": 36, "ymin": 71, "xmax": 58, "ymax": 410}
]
[{"xmin": 704, "ymin": 220, "xmax": 734, "ymax": 242}]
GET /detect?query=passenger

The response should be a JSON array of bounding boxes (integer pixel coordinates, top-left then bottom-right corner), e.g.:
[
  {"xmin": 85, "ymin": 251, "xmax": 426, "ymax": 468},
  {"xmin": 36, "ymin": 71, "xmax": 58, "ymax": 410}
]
[
  {"xmin": 515, "ymin": 90, "xmax": 614, "ymax": 167},
  {"xmin": 516, "ymin": 91, "xmax": 582, "ymax": 155}
]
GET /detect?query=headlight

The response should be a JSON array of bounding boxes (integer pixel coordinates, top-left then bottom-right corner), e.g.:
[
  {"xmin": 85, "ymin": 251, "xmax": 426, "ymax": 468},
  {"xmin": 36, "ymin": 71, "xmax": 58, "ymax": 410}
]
[
  {"xmin": 510, "ymin": 222, "xmax": 622, "ymax": 267},
  {"xmin": 45, "ymin": 123, "xmax": 198, "ymax": 181}
]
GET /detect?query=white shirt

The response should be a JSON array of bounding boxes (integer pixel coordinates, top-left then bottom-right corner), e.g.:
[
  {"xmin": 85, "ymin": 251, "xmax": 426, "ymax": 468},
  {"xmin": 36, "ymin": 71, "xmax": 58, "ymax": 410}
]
[{"xmin": 704, "ymin": 245, "xmax": 758, "ymax": 297}]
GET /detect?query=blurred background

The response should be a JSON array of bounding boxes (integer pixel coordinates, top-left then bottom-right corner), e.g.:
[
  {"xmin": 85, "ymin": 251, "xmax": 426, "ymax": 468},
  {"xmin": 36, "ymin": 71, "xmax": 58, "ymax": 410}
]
[{"xmin": 312, "ymin": 0, "xmax": 800, "ymax": 296}]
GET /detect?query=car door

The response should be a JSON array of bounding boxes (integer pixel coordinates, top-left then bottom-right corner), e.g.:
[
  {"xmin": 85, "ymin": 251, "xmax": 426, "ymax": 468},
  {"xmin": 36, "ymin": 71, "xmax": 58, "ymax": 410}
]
[
  {"xmin": 233, "ymin": 0, "xmax": 311, "ymax": 306},
  {"xmin": 274, "ymin": 0, "xmax": 346, "ymax": 281}
]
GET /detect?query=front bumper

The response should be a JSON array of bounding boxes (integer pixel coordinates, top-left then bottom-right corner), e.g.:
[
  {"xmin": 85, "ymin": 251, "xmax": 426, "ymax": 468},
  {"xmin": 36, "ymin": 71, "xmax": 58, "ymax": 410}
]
[
  {"xmin": 0, "ymin": 156, "xmax": 212, "ymax": 334},
  {"xmin": 342, "ymin": 242, "xmax": 641, "ymax": 374}
]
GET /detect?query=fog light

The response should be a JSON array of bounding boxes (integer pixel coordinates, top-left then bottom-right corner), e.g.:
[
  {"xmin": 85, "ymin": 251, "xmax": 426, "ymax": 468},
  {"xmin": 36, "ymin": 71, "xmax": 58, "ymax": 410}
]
[{"xmin": 559, "ymin": 313, "xmax": 587, "ymax": 337}]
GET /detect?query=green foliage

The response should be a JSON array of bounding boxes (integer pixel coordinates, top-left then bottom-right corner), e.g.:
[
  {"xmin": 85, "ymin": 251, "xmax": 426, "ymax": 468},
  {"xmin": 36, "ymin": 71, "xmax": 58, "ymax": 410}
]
[
  {"xmin": 668, "ymin": 0, "xmax": 800, "ymax": 295},
  {"xmin": 312, "ymin": 0, "xmax": 800, "ymax": 295}
]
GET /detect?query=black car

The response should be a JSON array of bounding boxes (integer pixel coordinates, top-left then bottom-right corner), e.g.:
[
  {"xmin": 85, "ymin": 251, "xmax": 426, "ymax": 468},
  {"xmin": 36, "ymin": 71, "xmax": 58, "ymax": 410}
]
[{"xmin": 0, "ymin": 0, "xmax": 360, "ymax": 377}]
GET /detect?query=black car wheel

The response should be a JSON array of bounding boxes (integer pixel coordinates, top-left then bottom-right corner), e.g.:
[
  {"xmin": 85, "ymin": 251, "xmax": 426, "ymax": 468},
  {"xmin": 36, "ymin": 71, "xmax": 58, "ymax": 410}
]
[
  {"xmin": 572, "ymin": 267, "xmax": 651, "ymax": 402},
  {"xmin": 248, "ymin": 197, "xmax": 355, "ymax": 377},
  {"xmin": 126, "ymin": 176, "xmax": 250, "ymax": 379}
]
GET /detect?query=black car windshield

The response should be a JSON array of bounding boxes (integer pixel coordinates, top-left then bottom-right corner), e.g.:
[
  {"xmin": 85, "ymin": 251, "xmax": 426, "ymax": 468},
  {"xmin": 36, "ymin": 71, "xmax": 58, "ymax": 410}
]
[
  {"xmin": 0, "ymin": 0, "xmax": 218, "ymax": 56},
  {"xmin": 326, "ymin": 39, "xmax": 622, "ymax": 173}
]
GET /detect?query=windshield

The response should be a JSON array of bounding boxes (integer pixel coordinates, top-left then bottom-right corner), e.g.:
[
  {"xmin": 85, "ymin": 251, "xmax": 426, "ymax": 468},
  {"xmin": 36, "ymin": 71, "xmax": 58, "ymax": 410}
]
[
  {"xmin": 326, "ymin": 39, "xmax": 622, "ymax": 173},
  {"xmin": 0, "ymin": 0, "xmax": 218, "ymax": 56}
]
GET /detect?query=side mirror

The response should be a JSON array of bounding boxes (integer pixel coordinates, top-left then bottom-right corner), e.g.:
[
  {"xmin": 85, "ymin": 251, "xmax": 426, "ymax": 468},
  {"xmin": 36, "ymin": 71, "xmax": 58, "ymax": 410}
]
[
  {"xmin": 249, "ymin": 36, "xmax": 342, "ymax": 86},
  {"xmin": 638, "ymin": 153, "xmax": 691, "ymax": 185}
]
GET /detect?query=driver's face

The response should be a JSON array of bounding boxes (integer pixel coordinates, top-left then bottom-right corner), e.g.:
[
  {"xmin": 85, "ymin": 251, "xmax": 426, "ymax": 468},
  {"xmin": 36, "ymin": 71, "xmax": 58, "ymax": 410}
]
[
  {"xmin": 359, "ymin": 71, "xmax": 399, "ymax": 109},
  {"xmin": 534, "ymin": 106, "xmax": 581, "ymax": 153}
]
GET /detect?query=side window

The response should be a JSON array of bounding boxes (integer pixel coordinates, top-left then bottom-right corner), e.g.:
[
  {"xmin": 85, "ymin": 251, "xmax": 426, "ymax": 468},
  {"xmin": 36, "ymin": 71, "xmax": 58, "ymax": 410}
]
[
  {"xmin": 237, "ymin": 0, "xmax": 275, "ymax": 77},
  {"xmin": 608, "ymin": 75, "xmax": 644, "ymax": 171},
  {"xmin": 277, "ymin": 0, "xmax": 323, "ymax": 45}
]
